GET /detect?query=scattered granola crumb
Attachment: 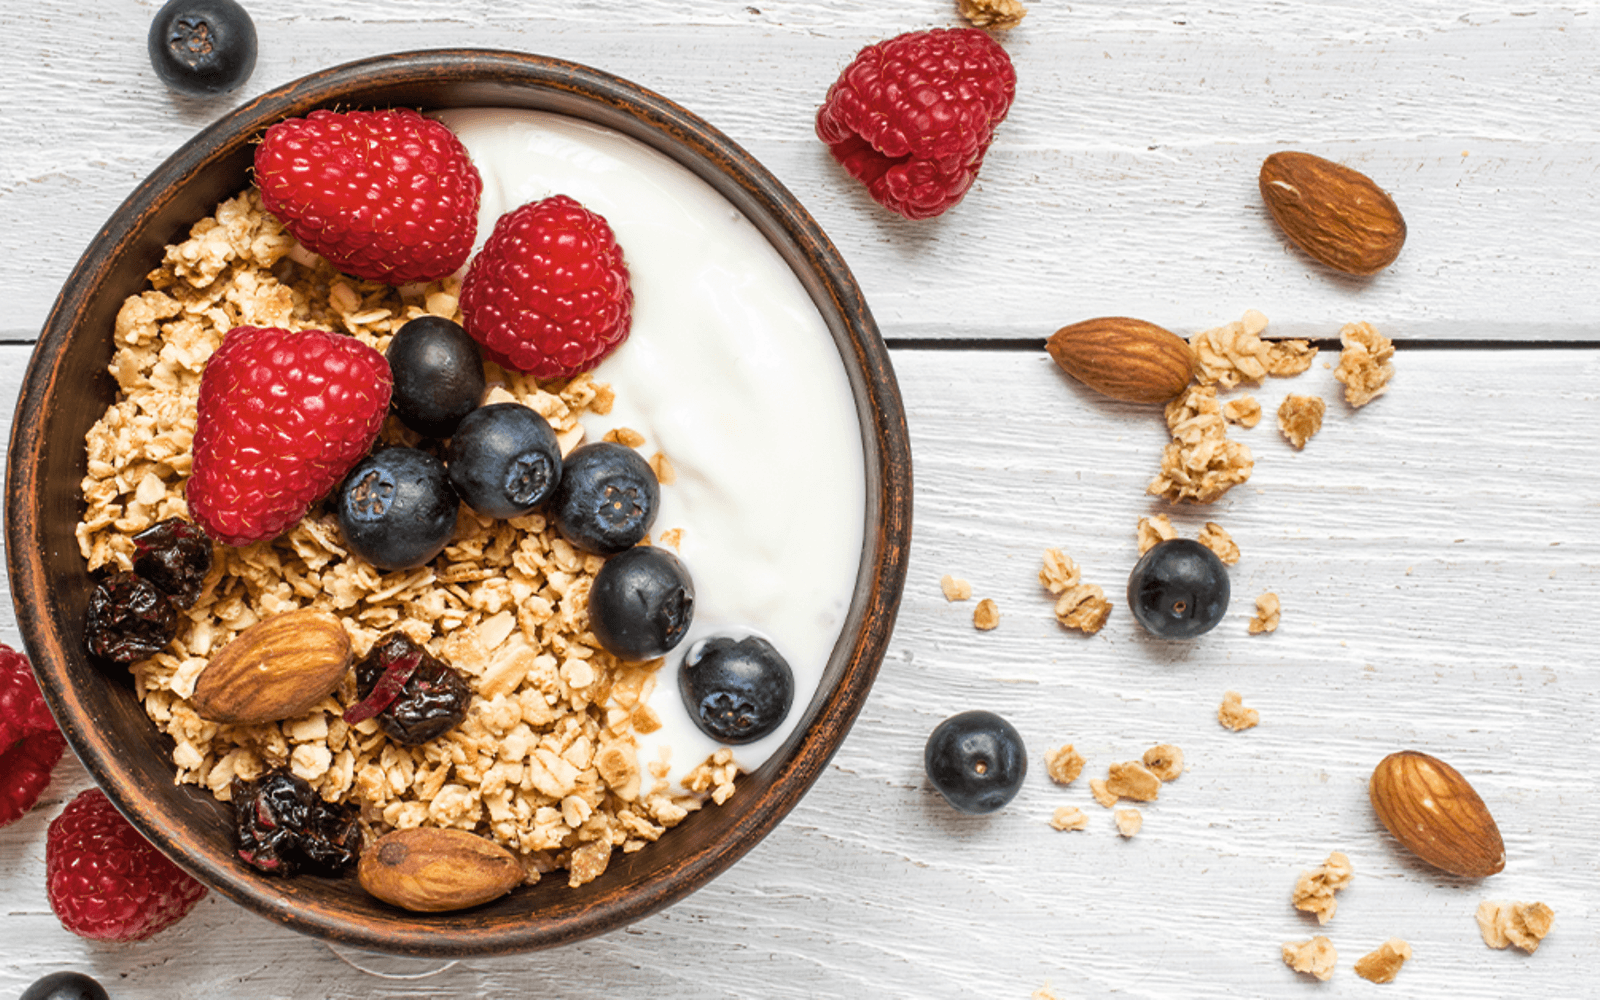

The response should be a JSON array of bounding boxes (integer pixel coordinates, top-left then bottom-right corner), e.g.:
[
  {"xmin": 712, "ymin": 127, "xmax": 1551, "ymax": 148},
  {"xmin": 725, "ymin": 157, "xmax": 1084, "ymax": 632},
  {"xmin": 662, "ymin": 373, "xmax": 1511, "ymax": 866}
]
[
  {"xmin": 603, "ymin": 426, "xmax": 646, "ymax": 448},
  {"xmin": 1218, "ymin": 691, "xmax": 1260, "ymax": 731},
  {"xmin": 1148, "ymin": 384, "xmax": 1254, "ymax": 504},
  {"xmin": 973, "ymin": 598, "xmax": 1000, "ymax": 631},
  {"xmin": 957, "ymin": 0, "xmax": 1027, "ymax": 29},
  {"xmin": 1040, "ymin": 549, "xmax": 1110, "ymax": 634},
  {"xmin": 1044, "ymin": 744, "xmax": 1085, "ymax": 785},
  {"xmin": 1277, "ymin": 394, "xmax": 1326, "ymax": 449},
  {"xmin": 649, "ymin": 451, "xmax": 677, "ymax": 486},
  {"xmin": 1142, "ymin": 744, "xmax": 1183, "ymax": 782},
  {"xmin": 1039, "ymin": 548, "xmax": 1080, "ymax": 592},
  {"xmin": 1334, "ymin": 321, "xmax": 1395, "ymax": 408},
  {"xmin": 1354, "ymin": 938, "xmax": 1412, "ymax": 984},
  {"xmin": 1282, "ymin": 936, "xmax": 1338, "ymax": 981},
  {"xmin": 1292, "ymin": 851, "xmax": 1354, "ymax": 925},
  {"xmin": 1249, "ymin": 592, "xmax": 1281, "ymax": 634},
  {"xmin": 1222, "ymin": 395, "xmax": 1262, "ymax": 428},
  {"xmin": 1089, "ymin": 778, "xmax": 1117, "ymax": 808},
  {"xmin": 657, "ymin": 528, "xmax": 683, "ymax": 549},
  {"xmin": 1190, "ymin": 309, "xmax": 1272, "ymax": 388},
  {"xmin": 1266, "ymin": 339, "xmax": 1319, "ymax": 377},
  {"xmin": 1031, "ymin": 986, "xmax": 1061, "ymax": 1000},
  {"xmin": 1196, "ymin": 522, "xmax": 1239, "ymax": 565},
  {"xmin": 1105, "ymin": 761, "xmax": 1162, "ymax": 802},
  {"xmin": 940, "ymin": 574, "xmax": 972, "ymax": 601},
  {"xmin": 1114, "ymin": 808, "xmax": 1142, "ymax": 837},
  {"xmin": 1477, "ymin": 900, "xmax": 1555, "ymax": 953},
  {"xmin": 1049, "ymin": 806, "xmax": 1089, "ymax": 832},
  {"xmin": 1136, "ymin": 514, "xmax": 1178, "ymax": 555}
]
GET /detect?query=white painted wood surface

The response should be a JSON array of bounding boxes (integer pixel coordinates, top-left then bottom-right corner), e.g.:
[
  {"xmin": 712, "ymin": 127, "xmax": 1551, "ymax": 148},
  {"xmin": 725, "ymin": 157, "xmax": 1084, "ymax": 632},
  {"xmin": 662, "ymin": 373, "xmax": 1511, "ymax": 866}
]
[{"xmin": 2, "ymin": 2, "xmax": 1597, "ymax": 998}]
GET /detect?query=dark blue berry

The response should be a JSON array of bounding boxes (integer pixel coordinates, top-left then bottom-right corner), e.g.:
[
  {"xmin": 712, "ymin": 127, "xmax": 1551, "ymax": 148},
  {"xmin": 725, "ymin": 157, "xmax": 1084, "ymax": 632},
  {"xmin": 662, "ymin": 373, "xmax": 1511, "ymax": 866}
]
[
  {"xmin": 19, "ymin": 972, "xmax": 109, "ymax": 1000},
  {"xmin": 1126, "ymin": 537, "xmax": 1230, "ymax": 639},
  {"xmin": 336, "ymin": 447, "xmax": 459, "ymax": 571},
  {"xmin": 678, "ymin": 632, "xmax": 794, "ymax": 744},
  {"xmin": 924, "ymin": 710, "xmax": 1027, "ymax": 814},
  {"xmin": 386, "ymin": 316, "xmax": 486, "ymax": 439},
  {"xmin": 445, "ymin": 403, "xmax": 562, "ymax": 518},
  {"xmin": 551, "ymin": 442, "xmax": 659, "ymax": 555},
  {"xmin": 148, "ymin": 0, "xmax": 257, "ymax": 97},
  {"xmin": 588, "ymin": 546, "xmax": 694, "ymax": 661}
]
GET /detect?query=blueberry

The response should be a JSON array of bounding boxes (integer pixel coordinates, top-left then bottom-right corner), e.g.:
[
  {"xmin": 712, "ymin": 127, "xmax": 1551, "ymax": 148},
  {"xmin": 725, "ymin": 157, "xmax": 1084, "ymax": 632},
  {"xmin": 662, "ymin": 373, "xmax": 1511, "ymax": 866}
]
[
  {"xmin": 445, "ymin": 403, "xmax": 562, "ymax": 518},
  {"xmin": 386, "ymin": 316, "xmax": 486, "ymax": 439},
  {"xmin": 550, "ymin": 442, "xmax": 659, "ymax": 555},
  {"xmin": 588, "ymin": 546, "xmax": 694, "ymax": 661},
  {"xmin": 148, "ymin": 0, "xmax": 258, "ymax": 97},
  {"xmin": 336, "ymin": 447, "xmax": 459, "ymax": 571},
  {"xmin": 1126, "ymin": 537, "xmax": 1230, "ymax": 639},
  {"xmin": 924, "ymin": 709, "xmax": 1027, "ymax": 814},
  {"xmin": 678, "ymin": 632, "xmax": 794, "ymax": 744},
  {"xmin": 20, "ymin": 972, "xmax": 110, "ymax": 1000}
]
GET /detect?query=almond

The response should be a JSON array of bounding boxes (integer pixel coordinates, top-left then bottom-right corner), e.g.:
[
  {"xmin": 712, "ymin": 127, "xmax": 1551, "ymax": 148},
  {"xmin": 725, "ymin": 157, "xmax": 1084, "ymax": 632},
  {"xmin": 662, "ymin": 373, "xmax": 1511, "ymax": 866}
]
[
  {"xmin": 1046, "ymin": 317, "xmax": 1196, "ymax": 404},
  {"xmin": 190, "ymin": 608, "xmax": 351, "ymax": 725},
  {"xmin": 1259, "ymin": 151, "xmax": 1406, "ymax": 275},
  {"xmin": 1369, "ymin": 750, "xmax": 1505, "ymax": 878},
  {"xmin": 358, "ymin": 828, "xmax": 523, "ymax": 912}
]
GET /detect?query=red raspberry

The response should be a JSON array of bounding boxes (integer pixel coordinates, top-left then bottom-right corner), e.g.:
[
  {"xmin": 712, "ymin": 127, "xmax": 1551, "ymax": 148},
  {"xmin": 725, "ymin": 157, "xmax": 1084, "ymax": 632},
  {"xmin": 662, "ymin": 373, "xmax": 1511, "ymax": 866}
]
[
  {"xmin": 816, "ymin": 28, "xmax": 1016, "ymax": 220},
  {"xmin": 0, "ymin": 643, "xmax": 65, "ymax": 828},
  {"xmin": 254, "ymin": 108, "xmax": 482, "ymax": 285},
  {"xmin": 459, "ymin": 195, "xmax": 633, "ymax": 379},
  {"xmin": 188, "ymin": 326, "xmax": 392, "ymax": 546},
  {"xmin": 46, "ymin": 789, "xmax": 207, "ymax": 942}
]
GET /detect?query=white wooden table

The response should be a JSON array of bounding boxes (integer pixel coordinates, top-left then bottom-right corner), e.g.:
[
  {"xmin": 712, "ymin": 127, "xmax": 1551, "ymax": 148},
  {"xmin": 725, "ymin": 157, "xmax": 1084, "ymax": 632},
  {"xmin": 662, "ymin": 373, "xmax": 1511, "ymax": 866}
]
[{"xmin": 2, "ymin": 2, "xmax": 1596, "ymax": 997}]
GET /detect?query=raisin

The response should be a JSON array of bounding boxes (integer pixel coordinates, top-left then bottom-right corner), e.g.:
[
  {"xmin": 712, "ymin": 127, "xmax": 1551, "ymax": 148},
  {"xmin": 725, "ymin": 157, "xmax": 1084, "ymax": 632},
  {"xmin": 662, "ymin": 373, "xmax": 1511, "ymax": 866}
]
[
  {"xmin": 132, "ymin": 517, "xmax": 213, "ymax": 608},
  {"xmin": 231, "ymin": 770, "xmax": 361, "ymax": 876},
  {"xmin": 352, "ymin": 633, "xmax": 472, "ymax": 746},
  {"xmin": 85, "ymin": 572, "xmax": 179, "ymax": 663}
]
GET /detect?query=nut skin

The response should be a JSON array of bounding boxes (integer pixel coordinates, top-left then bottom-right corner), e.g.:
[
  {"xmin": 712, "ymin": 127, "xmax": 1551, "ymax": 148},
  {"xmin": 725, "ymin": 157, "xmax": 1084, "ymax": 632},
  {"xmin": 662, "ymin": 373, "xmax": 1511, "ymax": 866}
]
[
  {"xmin": 1046, "ymin": 317, "xmax": 1196, "ymax": 404},
  {"xmin": 1369, "ymin": 750, "xmax": 1505, "ymax": 878},
  {"xmin": 1259, "ymin": 151, "xmax": 1407, "ymax": 275},
  {"xmin": 190, "ymin": 608, "xmax": 351, "ymax": 725},
  {"xmin": 358, "ymin": 828, "xmax": 522, "ymax": 912}
]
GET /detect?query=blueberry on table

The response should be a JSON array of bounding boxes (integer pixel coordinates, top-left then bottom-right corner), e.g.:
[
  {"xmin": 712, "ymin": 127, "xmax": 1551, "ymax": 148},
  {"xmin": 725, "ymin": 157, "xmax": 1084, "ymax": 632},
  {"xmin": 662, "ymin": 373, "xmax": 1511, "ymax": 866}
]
[
  {"xmin": 336, "ymin": 447, "xmax": 459, "ymax": 571},
  {"xmin": 1126, "ymin": 537, "xmax": 1230, "ymax": 639},
  {"xmin": 588, "ymin": 546, "xmax": 694, "ymax": 661},
  {"xmin": 550, "ymin": 442, "xmax": 659, "ymax": 555},
  {"xmin": 19, "ymin": 972, "xmax": 110, "ymax": 1000},
  {"xmin": 679, "ymin": 633, "xmax": 794, "ymax": 744},
  {"xmin": 84, "ymin": 571, "xmax": 178, "ymax": 663},
  {"xmin": 147, "ymin": 0, "xmax": 257, "ymax": 97},
  {"xmin": 924, "ymin": 710, "xmax": 1027, "ymax": 814},
  {"xmin": 446, "ymin": 403, "xmax": 562, "ymax": 518},
  {"xmin": 387, "ymin": 316, "xmax": 486, "ymax": 439}
]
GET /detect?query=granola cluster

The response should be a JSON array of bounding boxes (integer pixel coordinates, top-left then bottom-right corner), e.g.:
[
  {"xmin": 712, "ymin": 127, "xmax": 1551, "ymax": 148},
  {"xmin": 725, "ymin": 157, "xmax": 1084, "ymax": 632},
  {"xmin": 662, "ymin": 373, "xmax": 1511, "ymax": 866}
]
[
  {"xmin": 956, "ymin": 0, "xmax": 1028, "ymax": 29},
  {"xmin": 1334, "ymin": 321, "xmax": 1396, "ymax": 407},
  {"xmin": 1147, "ymin": 384, "xmax": 1255, "ymax": 503},
  {"xmin": 76, "ymin": 190, "xmax": 729, "ymax": 887},
  {"xmin": 1038, "ymin": 549, "xmax": 1111, "ymax": 634},
  {"xmin": 1476, "ymin": 900, "xmax": 1555, "ymax": 953},
  {"xmin": 1291, "ymin": 850, "xmax": 1354, "ymax": 925},
  {"xmin": 1189, "ymin": 309, "xmax": 1317, "ymax": 388}
]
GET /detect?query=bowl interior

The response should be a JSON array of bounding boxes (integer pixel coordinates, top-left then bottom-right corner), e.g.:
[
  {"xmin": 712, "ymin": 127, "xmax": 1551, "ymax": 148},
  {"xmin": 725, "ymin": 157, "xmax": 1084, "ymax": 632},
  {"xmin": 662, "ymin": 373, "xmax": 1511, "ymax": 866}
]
[{"xmin": 7, "ymin": 49, "xmax": 910, "ymax": 955}]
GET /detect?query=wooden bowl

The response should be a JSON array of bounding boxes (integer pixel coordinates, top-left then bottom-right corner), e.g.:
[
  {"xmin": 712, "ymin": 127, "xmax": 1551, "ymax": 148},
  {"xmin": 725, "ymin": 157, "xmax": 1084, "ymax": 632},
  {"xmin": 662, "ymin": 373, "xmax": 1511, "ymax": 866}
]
[{"xmin": 5, "ymin": 49, "xmax": 911, "ymax": 955}]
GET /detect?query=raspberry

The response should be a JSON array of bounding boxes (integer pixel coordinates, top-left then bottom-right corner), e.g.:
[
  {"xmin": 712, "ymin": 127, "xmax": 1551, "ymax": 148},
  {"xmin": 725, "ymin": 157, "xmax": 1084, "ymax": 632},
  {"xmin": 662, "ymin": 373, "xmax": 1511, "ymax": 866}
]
[
  {"xmin": 254, "ymin": 108, "xmax": 482, "ymax": 284},
  {"xmin": 0, "ymin": 643, "xmax": 65, "ymax": 828},
  {"xmin": 459, "ymin": 195, "xmax": 633, "ymax": 378},
  {"xmin": 46, "ymin": 789, "xmax": 207, "ymax": 942},
  {"xmin": 188, "ymin": 325, "xmax": 392, "ymax": 546},
  {"xmin": 816, "ymin": 28, "xmax": 1016, "ymax": 219}
]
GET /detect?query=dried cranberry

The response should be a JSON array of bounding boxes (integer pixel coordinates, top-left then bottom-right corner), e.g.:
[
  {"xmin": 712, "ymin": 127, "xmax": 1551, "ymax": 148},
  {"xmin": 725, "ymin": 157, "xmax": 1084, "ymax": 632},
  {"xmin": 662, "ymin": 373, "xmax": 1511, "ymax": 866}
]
[
  {"xmin": 231, "ymin": 770, "xmax": 361, "ymax": 876},
  {"xmin": 133, "ymin": 517, "xmax": 213, "ymax": 608},
  {"xmin": 85, "ymin": 572, "xmax": 179, "ymax": 663},
  {"xmin": 352, "ymin": 633, "xmax": 472, "ymax": 746}
]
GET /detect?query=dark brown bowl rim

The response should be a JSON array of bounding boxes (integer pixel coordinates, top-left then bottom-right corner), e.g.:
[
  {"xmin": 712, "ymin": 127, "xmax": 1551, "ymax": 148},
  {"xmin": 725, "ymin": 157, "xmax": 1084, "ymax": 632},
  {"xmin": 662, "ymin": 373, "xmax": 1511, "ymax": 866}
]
[{"xmin": 7, "ymin": 49, "xmax": 911, "ymax": 955}]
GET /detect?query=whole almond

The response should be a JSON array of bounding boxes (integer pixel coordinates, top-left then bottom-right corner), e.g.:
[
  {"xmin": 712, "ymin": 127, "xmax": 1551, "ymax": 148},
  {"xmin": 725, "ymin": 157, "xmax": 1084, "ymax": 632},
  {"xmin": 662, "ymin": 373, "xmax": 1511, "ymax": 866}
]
[
  {"xmin": 1369, "ymin": 750, "xmax": 1505, "ymax": 878},
  {"xmin": 190, "ymin": 608, "xmax": 351, "ymax": 725},
  {"xmin": 1259, "ymin": 151, "xmax": 1406, "ymax": 275},
  {"xmin": 1046, "ymin": 317, "xmax": 1196, "ymax": 404},
  {"xmin": 359, "ymin": 828, "xmax": 523, "ymax": 912}
]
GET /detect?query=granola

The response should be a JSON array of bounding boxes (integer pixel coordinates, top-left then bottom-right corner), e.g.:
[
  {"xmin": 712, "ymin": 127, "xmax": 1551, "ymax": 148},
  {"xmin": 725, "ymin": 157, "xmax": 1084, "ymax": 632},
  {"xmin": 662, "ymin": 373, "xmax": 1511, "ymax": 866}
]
[
  {"xmin": 1221, "ymin": 395, "xmax": 1262, "ymax": 428},
  {"xmin": 1282, "ymin": 936, "xmax": 1337, "ymax": 981},
  {"xmin": 1147, "ymin": 384, "xmax": 1254, "ymax": 504},
  {"xmin": 1104, "ymin": 761, "xmax": 1162, "ymax": 802},
  {"xmin": 1044, "ymin": 744, "xmax": 1085, "ymax": 785},
  {"xmin": 1291, "ymin": 850, "xmax": 1353, "ymax": 925},
  {"xmin": 1135, "ymin": 514, "xmax": 1177, "ymax": 555},
  {"xmin": 1039, "ymin": 549, "xmax": 1110, "ymax": 634},
  {"xmin": 1142, "ymin": 744, "xmax": 1183, "ymax": 782},
  {"xmin": 940, "ymin": 574, "xmax": 973, "ymax": 601},
  {"xmin": 1354, "ymin": 938, "xmax": 1412, "ymax": 983},
  {"xmin": 1114, "ymin": 808, "xmax": 1142, "ymax": 837},
  {"xmin": 1334, "ymin": 321, "xmax": 1395, "ymax": 407},
  {"xmin": 1218, "ymin": 690, "xmax": 1260, "ymax": 731},
  {"xmin": 1277, "ymin": 394, "xmax": 1325, "ymax": 449},
  {"xmin": 973, "ymin": 598, "xmax": 1001, "ymax": 631},
  {"xmin": 1249, "ymin": 592, "xmax": 1281, "ymax": 634},
  {"xmin": 1476, "ymin": 900, "xmax": 1554, "ymax": 953},
  {"xmin": 1049, "ymin": 806, "xmax": 1089, "ymax": 832},
  {"xmin": 1196, "ymin": 522, "xmax": 1239, "ymax": 565},
  {"xmin": 1189, "ymin": 309, "xmax": 1317, "ymax": 387},
  {"xmin": 957, "ymin": 0, "xmax": 1027, "ymax": 29}
]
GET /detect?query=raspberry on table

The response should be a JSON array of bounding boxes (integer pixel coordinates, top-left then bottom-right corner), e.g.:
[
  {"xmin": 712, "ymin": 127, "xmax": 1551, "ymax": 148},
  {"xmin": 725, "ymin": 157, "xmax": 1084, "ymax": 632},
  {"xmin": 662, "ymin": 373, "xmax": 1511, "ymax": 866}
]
[
  {"xmin": 46, "ymin": 789, "xmax": 207, "ymax": 942},
  {"xmin": 254, "ymin": 108, "xmax": 482, "ymax": 284},
  {"xmin": 460, "ymin": 194, "xmax": 633, "ymax": 379},
  {"xmin": 0, "ymin": 643, "xmax": 65, "ymax": 828},
  {"xmin": 816, "ymin": 27, "xmax": 1017, "ymax": 220}
]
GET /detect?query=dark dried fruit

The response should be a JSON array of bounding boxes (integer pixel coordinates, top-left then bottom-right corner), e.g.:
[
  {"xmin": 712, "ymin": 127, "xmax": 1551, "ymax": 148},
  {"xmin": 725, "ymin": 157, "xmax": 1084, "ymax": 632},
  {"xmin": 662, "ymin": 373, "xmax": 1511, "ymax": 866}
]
[
  {"xmin": 232, "ymin": 769, "xmax": 361, "ymax": 876},
  {"xmin": 350, "ymin": 633, "xmax": 471, "ymax": 746},
  {"xmin": 85, "ymin": 572, "xmax": 179, "ymax": 663},
  {"xmin": 132, "ymin": 517, "xmax": 213, "ymax": 608}
]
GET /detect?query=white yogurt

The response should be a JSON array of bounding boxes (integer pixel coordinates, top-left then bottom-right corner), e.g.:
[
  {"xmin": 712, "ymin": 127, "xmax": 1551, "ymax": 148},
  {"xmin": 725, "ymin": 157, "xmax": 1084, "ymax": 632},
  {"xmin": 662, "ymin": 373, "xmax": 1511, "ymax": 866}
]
[{"xmin": 436, "ymin": 109, "xmax": 866, "ymax": 791}]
